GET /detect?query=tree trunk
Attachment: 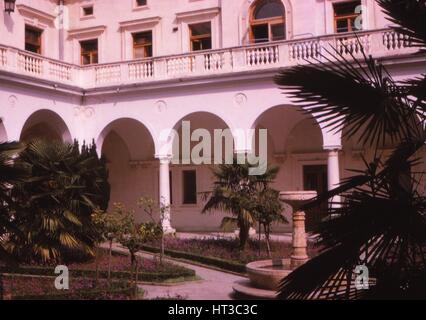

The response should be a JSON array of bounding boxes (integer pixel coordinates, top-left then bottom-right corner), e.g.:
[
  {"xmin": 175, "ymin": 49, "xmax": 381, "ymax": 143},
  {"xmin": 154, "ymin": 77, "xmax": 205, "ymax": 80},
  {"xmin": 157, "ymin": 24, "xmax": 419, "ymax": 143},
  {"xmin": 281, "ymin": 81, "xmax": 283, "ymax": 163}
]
[
  {"xmin": 134, "ymin": 258, "xmax": 139, "ymax": 297},
  {"xmin": 238, "ymin": 217, "xmax": 250, "ymax": 250},
  {"xmin": 130, "ymin": 251, "xmax": 135, "ymax": 287},
  {"xmin": 107, "ymin": 239, "xmax": 113, "ymax": 287},
  {"xmin": 94, "ymin": 246, "xmax": 99, "ymax": 288},
  {"xmin": 265, "ymin": 224, "xmax": 272, "ymax": 259},
  {"xmin": 258, "ymin": 222, "xmax": 262, "ymax": 257}
]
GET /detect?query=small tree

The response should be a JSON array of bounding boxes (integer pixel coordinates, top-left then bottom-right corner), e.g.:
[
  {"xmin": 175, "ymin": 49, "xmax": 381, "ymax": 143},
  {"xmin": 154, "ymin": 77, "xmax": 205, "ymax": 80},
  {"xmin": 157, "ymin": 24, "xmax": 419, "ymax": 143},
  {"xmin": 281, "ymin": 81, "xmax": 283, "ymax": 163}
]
[
  {"xmin": 91, "ymin": 207, "xmax": 121, "ymax": 287},
  {"xmin": 138, "ymin": 196, "xmax": 170, "ymax": 264},
  {"xmin": 250, "ymin": 188, "xmax": 286, "ymax": 258},
  {"xmin": 117, "ymin": 207, "xmax": 161, "ymax": 274},
  {"xmin": 202, "ymin": 160, "xmax": 280, "ymax": 250}
]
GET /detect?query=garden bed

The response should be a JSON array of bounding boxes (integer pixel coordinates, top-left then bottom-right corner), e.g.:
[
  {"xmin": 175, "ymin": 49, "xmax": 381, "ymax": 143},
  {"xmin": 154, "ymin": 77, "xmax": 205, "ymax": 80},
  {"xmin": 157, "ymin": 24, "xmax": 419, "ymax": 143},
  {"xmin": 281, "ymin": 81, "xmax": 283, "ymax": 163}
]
[
  {"xmin": 144, "ymin": 237, "xmax": 321, "ymax": 274},
  {"xmin": 1, "ymin": 274, "xmax": 135, "ymax": 300},
  {"xmin": 0, "ymin": 249, "xmax": 195, "ymax": 300}
]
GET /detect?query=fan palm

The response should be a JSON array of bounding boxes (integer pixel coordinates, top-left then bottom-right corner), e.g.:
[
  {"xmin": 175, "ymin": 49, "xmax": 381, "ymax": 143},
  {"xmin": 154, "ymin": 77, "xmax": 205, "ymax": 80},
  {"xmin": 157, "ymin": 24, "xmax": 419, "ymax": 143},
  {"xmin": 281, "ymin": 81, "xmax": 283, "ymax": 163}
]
[
  {"xmin": 8, "ymin": 139, "xmax": 110, "ymax": 263},
  {"xmin": 0, "ymin": 141, "xmax": 26, "ymax": 265},
  {"xmin": 202, "ymin": 160, "xmax": 279, "ymax": 249},
  {"xmin": 274, "ymin": 0, "xmax": 426, "ymax": 299}
]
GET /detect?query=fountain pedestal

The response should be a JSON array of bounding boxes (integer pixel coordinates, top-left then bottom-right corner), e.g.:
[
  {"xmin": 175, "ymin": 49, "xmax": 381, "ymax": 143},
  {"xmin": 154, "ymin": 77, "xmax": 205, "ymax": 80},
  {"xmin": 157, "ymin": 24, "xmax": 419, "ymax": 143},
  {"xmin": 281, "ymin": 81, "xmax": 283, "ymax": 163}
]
[
  {"xmin": 233, "ymin": 190, "xmax": 317, "ymax": 299},
  {"xmin": 280, "ymin": 191, "xmax": 317, "ymax": 269}
]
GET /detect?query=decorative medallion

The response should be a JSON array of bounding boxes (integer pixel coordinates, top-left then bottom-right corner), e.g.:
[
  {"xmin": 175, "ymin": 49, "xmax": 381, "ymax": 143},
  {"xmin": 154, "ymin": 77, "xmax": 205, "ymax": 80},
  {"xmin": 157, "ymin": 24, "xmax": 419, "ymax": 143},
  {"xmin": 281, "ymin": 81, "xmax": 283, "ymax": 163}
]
[
  {"xmin": 156, "ymin": 100, "xmax": 167, "ymax": 113},
  {"xmin": 8, "ymin": 95, "xmax": 18, "ymax": 108},
  {"xmin": 234, "ymin": 93, "xmax": 247, "ymax": 107}
]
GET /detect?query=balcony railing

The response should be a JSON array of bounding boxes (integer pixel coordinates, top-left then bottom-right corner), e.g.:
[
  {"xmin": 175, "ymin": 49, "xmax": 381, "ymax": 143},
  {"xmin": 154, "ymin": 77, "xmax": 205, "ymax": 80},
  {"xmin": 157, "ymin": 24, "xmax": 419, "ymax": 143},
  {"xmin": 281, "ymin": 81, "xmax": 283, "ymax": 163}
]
[{"xmin": 0, "ymin": 29, "xmax": 416, "ymax": 90}]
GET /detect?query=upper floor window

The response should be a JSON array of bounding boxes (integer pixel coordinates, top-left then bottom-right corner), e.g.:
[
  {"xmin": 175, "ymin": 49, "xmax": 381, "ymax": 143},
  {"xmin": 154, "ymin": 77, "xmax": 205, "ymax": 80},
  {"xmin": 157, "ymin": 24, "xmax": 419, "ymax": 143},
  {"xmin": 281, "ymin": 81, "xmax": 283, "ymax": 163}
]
[
  {"xmin": 133, "ymin": 31, "xmax": 153, "ymax": 59},
  {"xmin": 25, "ymin": 26, "xmax": 42, "ymax": 54},
  {"xmin": 333, "ymin": 1, "xmax": 362, "ymax": 33},
  {"xmin": 189, "ymin": 22, "xmax": 212, "ymax": 51},
  {"xmin": 136, "ymin": 0, "xmax": 147, "ymax": 7},
  {"xmin": 80, "ymin": 39, "xmax": 98, "ymax": 65},
  {"xmin": 250, "ymin": 0, "xmax": 286, "ymax": 43},
  {"xmin": 82, "ymin": 6, "xmax": 94, "ymax": 17}
]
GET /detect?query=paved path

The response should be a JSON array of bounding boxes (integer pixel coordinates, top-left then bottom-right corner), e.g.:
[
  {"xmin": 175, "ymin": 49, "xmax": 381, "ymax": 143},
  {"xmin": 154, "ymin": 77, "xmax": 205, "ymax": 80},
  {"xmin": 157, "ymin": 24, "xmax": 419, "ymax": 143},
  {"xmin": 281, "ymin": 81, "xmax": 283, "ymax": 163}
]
[
  {"xmin": 140, "ymin": 258, "xmax": 245, "ymax": 300},
  {"xmin": 105, "ymin": 243, "xmax": 245, "ymax": 300}
]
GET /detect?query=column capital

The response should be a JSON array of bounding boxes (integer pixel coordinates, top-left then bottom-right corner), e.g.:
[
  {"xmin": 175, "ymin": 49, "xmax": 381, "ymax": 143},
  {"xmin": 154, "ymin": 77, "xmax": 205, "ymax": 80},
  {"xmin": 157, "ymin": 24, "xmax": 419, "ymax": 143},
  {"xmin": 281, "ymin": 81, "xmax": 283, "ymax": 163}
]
[
  {"xmin": 323, "ymin": 145, "xmax": 342, "ymax": 152},
  {"xmin": 155, "ymin": 154, "xmax": 173, "ymax": 164}
]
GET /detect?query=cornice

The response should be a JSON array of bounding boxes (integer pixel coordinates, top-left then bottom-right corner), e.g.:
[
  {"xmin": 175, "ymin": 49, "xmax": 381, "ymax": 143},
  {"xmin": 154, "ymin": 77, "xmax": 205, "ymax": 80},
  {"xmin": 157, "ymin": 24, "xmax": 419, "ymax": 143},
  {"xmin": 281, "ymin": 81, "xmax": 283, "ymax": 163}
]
[{"xmin": 16, "ymin": 4, "xmax": 56, "ymax": 23}]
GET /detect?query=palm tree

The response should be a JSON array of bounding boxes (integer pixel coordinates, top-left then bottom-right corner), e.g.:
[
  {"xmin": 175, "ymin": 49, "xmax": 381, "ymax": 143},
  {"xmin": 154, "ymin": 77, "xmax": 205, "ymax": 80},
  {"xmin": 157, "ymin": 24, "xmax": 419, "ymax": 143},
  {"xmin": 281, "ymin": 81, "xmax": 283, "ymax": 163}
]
[
  {"xmin": 202, "ymin": 160, "xmax": 279, "ymax": 249},
  {"xmin": 0, "ymin": 141, "xmax": 26, "ymax": 300},
  {"xmin": 274, "ymin": 0, "xmax": 426, "ymax": 299},
  {"xmin": 0, "ymin": 141, "xmax": 26, "ymax": 264},
  {"xmin": 8, "ymin": 139, "xmax": 110, "ymax": 263}
]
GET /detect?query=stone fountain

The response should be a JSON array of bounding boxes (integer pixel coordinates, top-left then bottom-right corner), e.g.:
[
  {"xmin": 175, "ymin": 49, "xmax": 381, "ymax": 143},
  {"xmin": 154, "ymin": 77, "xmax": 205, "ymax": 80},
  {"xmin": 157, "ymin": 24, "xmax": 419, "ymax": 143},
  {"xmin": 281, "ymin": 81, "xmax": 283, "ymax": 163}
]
[{"xmin": 233, "ymin": 190, "xmax": 317, "ymax": 299}]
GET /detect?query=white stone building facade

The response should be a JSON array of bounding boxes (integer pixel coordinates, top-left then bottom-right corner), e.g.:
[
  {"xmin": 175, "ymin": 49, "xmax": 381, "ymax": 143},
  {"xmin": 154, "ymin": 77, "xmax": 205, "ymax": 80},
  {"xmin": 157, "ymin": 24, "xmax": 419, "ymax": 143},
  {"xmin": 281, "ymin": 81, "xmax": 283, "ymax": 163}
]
[{"xmin": 0, "ymin": 0, "xmax": 425, "ymax": 232}]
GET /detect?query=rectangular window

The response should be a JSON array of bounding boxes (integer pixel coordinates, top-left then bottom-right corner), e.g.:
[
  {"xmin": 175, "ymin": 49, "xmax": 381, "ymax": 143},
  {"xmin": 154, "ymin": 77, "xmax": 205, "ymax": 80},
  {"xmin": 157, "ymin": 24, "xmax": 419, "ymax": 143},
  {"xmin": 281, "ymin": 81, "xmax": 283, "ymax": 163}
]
[
  {"xmin": 80, "ymin": 39, "xmax": 98, "ymax": 65},
  {"xmin": 133, "ymin": 31, "xmax": 153, "ymax": 59},
  {"xmin": 189, "ymin": 22, "xmax": 212, "ymax": 51},
  {"xmin": 25, "ymin": 26, "xmax": 42, "ymax": 54},
  {"xmin": 136, "ymin": 0, "xmax": 147, "ymax": 6},
  {"xmin": 182, "ymin": 170, "xmax": 197, "ymax": 204},
  {"xmin": 333, "ymin": 1, "xmax": 362, "ymax": 33},
  {"xmin": 82, "ymin": 6, "xmax": 94, "ymax": 17}
]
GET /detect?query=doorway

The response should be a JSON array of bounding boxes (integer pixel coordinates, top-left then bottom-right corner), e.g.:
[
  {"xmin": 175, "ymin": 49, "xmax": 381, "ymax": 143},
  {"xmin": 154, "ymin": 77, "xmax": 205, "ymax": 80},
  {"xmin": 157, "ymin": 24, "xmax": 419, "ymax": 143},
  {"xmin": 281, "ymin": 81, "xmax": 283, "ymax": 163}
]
[{"xmin": 303, "ymin": 165, "xmax": 328, "ymax": 231}]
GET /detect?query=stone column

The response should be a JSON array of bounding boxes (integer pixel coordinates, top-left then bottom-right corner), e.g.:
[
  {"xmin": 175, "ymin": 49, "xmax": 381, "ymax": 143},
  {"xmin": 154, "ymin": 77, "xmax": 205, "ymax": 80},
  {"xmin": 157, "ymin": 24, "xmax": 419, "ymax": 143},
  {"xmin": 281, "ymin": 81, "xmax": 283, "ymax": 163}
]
[
  {"xmin": 157, "ymin": 155, "xmax": 175, "ymax": 234},
  {"xmin": 326, "ymin": 147, "xmax": 342, "ymax": 206},
  {"xmin": 291, "ymin": 210, "xmax": 308, "ymax": 269}
]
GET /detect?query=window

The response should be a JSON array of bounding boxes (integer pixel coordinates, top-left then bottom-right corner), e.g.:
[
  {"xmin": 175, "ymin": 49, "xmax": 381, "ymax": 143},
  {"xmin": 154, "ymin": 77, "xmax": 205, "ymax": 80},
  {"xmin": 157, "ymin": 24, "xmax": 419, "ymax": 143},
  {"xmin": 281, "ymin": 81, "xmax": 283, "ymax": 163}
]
[
  {"xmin": 136, "ymin": 0, "xmax": 147, "ymax": 6},
  {"xmin": 82, "ymin": 6, "xmax": 94, "ymax": 16},
  {"xmin": 250, "ymin": 0, "xmax": 286, "ymax": 43},
  {"xmin": 182, "ymin": 170, "xmax": 197, "ymax": 204},
  {"xmin": 80, "ymin": 39, "xmax": 98, "ymax": 65},
  {"xmin": 133, "ymin": 31, "xmax": 153, "ymax": 59},
  {"xmin": 333, "ymin": 1, "xmax": 362, "ymax": 33},
  {"xmin": 189, "ymin": 22, "xmax": 212, "ymax": 51},
  {"xmin": 25, "ymin": 26, "xmax": 42, "ymax": 54}
]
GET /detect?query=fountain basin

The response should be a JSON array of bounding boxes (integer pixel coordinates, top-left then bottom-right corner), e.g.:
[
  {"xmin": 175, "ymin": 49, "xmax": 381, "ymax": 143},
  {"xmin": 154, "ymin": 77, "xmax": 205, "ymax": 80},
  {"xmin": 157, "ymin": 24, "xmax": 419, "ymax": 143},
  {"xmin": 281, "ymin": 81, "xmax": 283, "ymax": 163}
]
[
  {"xmin": 280, "ymin": 190, "xmax": 317, "ymax": 211},
  {"xmin": 246, "ymin": 259, "xmax": 292, "ymax": 291}
]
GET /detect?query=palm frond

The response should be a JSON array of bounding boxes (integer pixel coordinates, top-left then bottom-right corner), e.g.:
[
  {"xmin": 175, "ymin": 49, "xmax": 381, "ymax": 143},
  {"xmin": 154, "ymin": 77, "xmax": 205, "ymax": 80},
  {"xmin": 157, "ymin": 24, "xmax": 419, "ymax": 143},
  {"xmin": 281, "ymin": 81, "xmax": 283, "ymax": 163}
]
[{"xmin": 378, "ymin": 0, "xmax": 426, "ymax": 50}]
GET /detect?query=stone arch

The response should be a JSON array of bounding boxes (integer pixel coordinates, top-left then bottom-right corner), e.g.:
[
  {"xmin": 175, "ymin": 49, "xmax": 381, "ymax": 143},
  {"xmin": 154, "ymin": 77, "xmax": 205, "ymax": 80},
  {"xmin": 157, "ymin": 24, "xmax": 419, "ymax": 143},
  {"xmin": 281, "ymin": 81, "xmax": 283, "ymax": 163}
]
[
  {"xmin": 20, "ymin": 109, "xmax": 72, "ymax": 143},
  {"xmin": 96, "ymin": 117, "xmax": 158, "ymax": 158},
  {"xmin": 163, "ymin": 111, "xmax": 237, "ymax": 160},
  {"xmin": 98, "ymin": 118, "xmax": 158, "ymax": 224}
]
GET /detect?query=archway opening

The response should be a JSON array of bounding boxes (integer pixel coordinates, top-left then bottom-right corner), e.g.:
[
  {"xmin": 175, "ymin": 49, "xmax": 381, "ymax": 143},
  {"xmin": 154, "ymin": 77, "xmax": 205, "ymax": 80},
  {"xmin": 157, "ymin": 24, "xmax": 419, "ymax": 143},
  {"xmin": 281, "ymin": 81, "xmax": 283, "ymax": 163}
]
[
  {"xmin": 99, "ymin": 118, "xmax": 156, "ymax": 223},
  {"xmin": 20, "ymin": 110, "xmax": 72, "ymax": 143},
  {"xmin": 253, "ymin": 105, "xmax": 325, "ymax": 231},
  {"xmin": 170, "ymin": 112, "xmax": 234, "ymax": 231}
]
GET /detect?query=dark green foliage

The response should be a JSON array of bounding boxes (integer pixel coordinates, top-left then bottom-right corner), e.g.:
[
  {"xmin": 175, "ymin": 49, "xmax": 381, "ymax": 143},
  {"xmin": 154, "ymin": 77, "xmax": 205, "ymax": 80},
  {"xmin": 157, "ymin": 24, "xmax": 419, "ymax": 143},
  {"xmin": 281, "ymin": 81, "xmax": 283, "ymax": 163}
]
[
  {"xmin": 8, "ymin": 139, "xmax": 110, "ymax": 264},
  {"xmin": 202, "ymin": 159, "xmax": 281, "ymax": 249},
  {"xmin": 274, "ymin": 0, "xmax": 426, "ymax": 299}
]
